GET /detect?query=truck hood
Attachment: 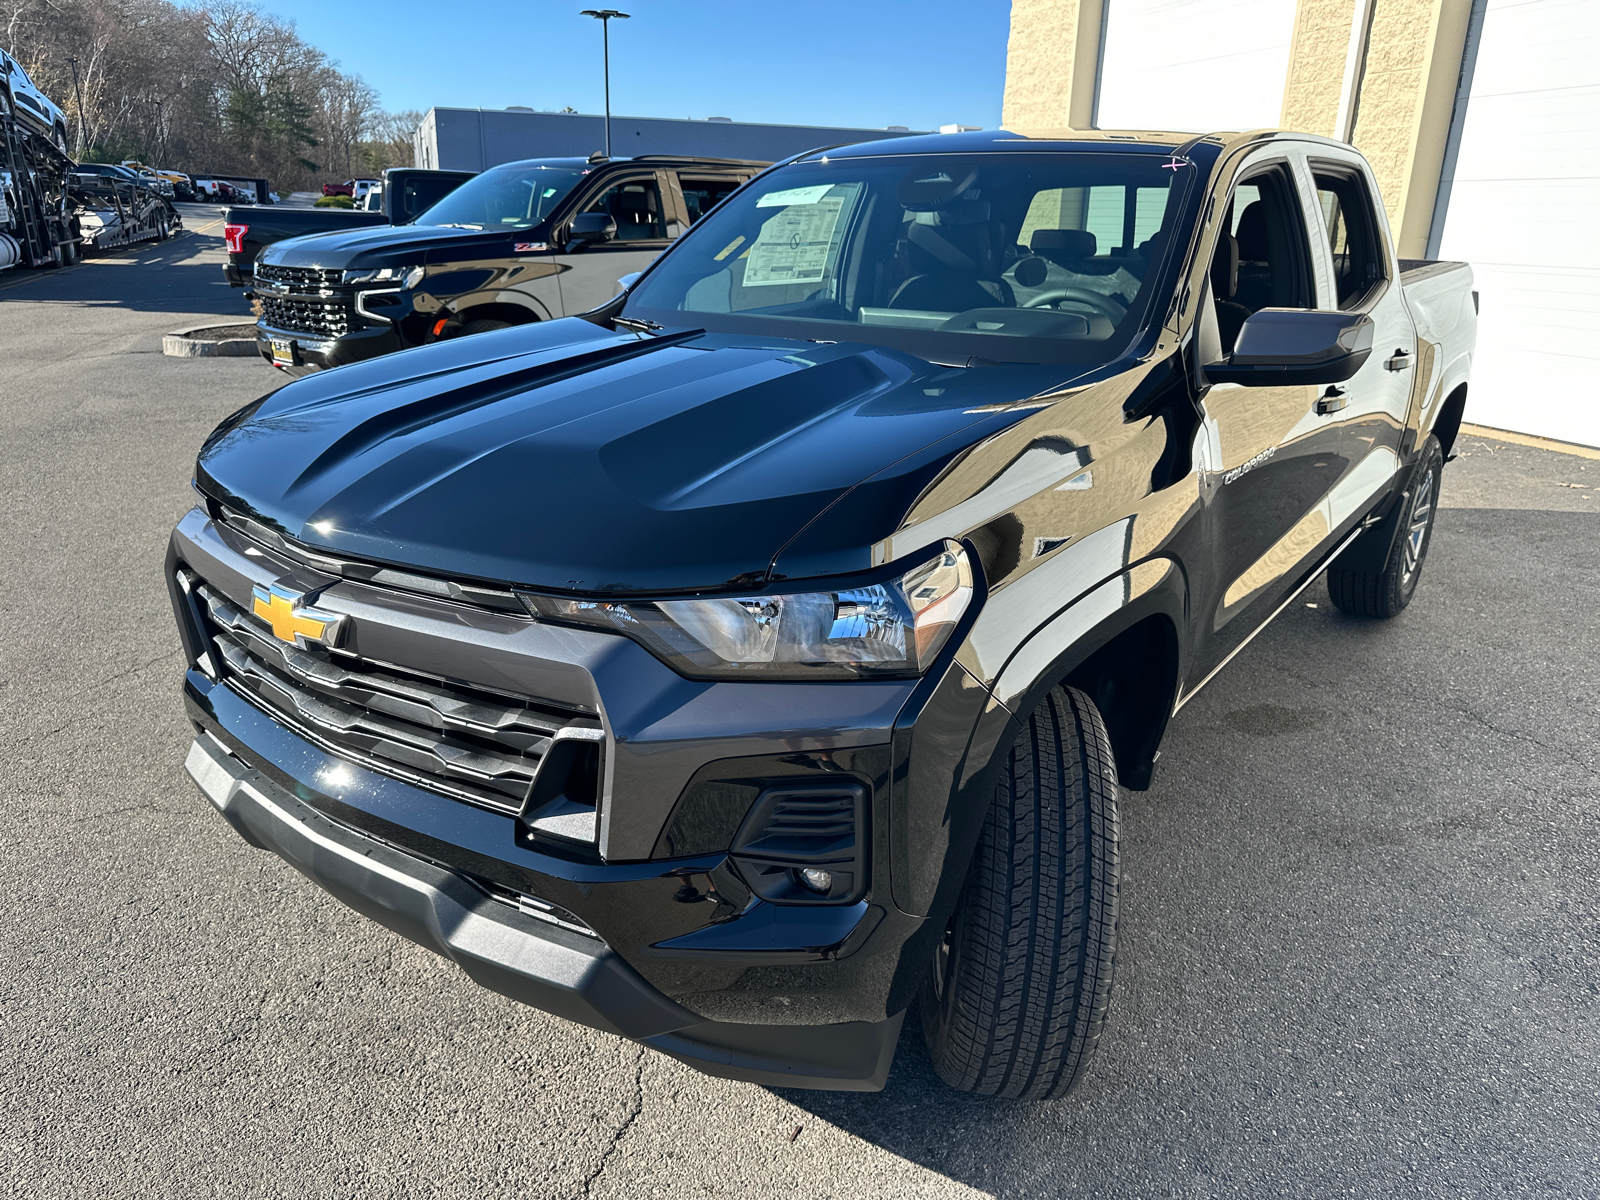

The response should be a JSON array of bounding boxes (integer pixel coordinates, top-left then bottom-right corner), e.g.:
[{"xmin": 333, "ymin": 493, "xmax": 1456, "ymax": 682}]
[
  {"xmin": 197, "ymin": 319, "xmax": 1080, "ymax": 593},
  {"xmin": 264, "ymin": 222, "xmax": 518, "ymax": 268}
]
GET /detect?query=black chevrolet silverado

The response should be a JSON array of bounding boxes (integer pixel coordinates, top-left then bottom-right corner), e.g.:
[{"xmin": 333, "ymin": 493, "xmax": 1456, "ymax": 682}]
[
  {"xmin": 247, "ymin": 154, "xmax": 764, "ymax": 375},
  {"xmin": 221, "ymin": 168, "xmax": 476, "ymax": 287},
  {"xmin": 170, "ymin": 129, "xmax": 1475, "ymax": 1097}
]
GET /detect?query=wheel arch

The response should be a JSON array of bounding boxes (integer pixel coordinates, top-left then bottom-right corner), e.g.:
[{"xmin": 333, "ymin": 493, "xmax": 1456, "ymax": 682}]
[
  {"xmin": 1430, "ymin": 381, "xmax": 1469, "ymax": 459},
  {"xmin": 991, "ymin": 559, "xmax": 1186, "ymax": 793},
  {"xmin": 453, "ymin": 299, "xmax": 546, "ymax": 327}
]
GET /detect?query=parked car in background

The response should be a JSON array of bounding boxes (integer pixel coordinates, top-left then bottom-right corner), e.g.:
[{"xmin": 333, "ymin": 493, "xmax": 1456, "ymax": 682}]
[
  {"xmin": 254, "ymin": 154, "xmax": 763, "ymax": 373},
  {"xmin": 172, "ymin": 128, "xmax": 1476, "ymax": 1098},
  {"xmin": 221, "ymin": 167, "xmax": 474, "ymax": 286},
  {"xmin": 123, "ymin": 161, "xmax": 194, "ymax": 200},
  {"xmin": 160, "ymin": 171, "xmax": 196, "ymax": 201},
  {"xmin": 195, "ymin": 178, "xmax": 248, "ymax": 203},
  {"xmin": 322, "ymin": 178, "xmax": 379, "ymax": 199},
  {"xmin": 0, "ymin": 45, "xmax": 69, "ymax": 156},
  {"xmin": 359, "ymin": 183, "xmax": 384, "ymax": 212},
  {"xmin": 73, "ymin": 163, "xmax": 150, "ymax": 187}
]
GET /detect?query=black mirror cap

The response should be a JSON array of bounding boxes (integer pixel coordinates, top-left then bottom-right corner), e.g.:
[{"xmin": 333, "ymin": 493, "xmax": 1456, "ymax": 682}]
[
  {"xmin": 569, "ymin": 212, "xmax": 618, "ymax": 243},
  {"xmin": 1206, "ymin": 309, "xmax": 1374, "ymax": 387}
]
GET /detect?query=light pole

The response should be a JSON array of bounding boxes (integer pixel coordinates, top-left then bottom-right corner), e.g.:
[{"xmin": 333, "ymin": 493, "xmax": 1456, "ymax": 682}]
[
  {"xmin": 67, "ymin": 55, "xmax": 86, "ymax": 157},
  {"xmin": 579, "ymin": 9, "xmax": 628, "ymax": 158}
]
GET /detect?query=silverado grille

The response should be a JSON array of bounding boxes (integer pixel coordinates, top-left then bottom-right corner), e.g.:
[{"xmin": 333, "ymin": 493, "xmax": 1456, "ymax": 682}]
[
  {"xmin": 194, "ymin": 581, "xmax": 592, "ymax": 815},
  {"xmin": 254, "ymin": 264, "xmax": 343, "ymax": 291},
  {"xmin": 259, "ymin": 294, "xmax": 352, "ymax": 339}
]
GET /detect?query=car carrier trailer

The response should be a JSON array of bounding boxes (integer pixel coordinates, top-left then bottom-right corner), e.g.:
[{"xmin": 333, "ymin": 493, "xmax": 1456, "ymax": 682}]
[
  {"xmin": 0, "ymin": 74, "xmax": 79, "ymax": 270},
  {"xmin": 1, "ymin": 74, "xmax": 180, "ymax": 273}
]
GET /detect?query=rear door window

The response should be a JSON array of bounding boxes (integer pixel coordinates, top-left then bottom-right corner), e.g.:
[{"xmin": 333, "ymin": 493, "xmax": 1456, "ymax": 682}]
[
  {"xmin": 1310, "ymin": 164, "xmax": 1386, "ymax": 309},
  {"xmin": 677, "ymin": 176, "xmax": 745, "ymax": 225}
]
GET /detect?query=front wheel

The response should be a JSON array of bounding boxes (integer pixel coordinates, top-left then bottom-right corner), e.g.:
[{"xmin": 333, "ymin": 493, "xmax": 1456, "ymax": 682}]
[
  {"xmin": 921, "ymin": 685, "xmax": 1121, "ymax": 1101},
  {"xmin": 1327, "ymin": 435, "xmax": 1443, "ymax": 618}
]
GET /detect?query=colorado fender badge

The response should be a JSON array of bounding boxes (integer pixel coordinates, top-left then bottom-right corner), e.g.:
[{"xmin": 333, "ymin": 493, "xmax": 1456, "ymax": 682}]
[{"xmin": 514, "ymin": 242, "xmax": 547, "ymax": 254}]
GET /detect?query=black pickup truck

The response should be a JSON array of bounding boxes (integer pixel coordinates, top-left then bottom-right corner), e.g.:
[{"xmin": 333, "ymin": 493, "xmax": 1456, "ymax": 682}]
[
  {"xmin": 169, "ymin": 129, "xmax": 1475, "ymax": 1098},
  {"xmin": 248, "ymin": 154, "xmax": 764, "ymax": 375},
  {"xmin": 221, "ymin": 167, "xmax": 475, "ymax": 287}
]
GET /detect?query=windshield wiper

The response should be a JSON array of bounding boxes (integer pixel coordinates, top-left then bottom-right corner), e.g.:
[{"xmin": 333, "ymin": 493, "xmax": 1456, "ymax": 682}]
[
  {"xmin": 433, "ymin": 223, "xmax": 484, "ymax": 230},
  {"xmin": 613, "ymin": 316, "xmax": 665, "ymax": 334}
]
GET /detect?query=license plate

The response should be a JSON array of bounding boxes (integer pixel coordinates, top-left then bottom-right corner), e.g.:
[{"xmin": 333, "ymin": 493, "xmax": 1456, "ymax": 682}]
[{"xmin": 270, "ymin": 338, "xmax": 296, "ymax": 366}]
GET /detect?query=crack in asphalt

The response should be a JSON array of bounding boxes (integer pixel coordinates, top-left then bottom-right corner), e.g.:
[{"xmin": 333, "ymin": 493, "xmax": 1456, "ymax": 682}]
[
  {"xmin": 580, "ymin": 1047, "xmax": 646, "ymax": 1198},
  {"xmin": 8, "ymin": 651, "xmax": 177, "ymax": 747}
]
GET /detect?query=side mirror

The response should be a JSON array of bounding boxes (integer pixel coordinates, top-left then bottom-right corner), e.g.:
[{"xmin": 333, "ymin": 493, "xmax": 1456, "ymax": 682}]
[
  {"xmin": 568, "ymin": 212, "xmax": 617, "ymax": 245},
  {"xmin": 1206, "ymin": 309, "xmax": 1374, "ymax": 387}
]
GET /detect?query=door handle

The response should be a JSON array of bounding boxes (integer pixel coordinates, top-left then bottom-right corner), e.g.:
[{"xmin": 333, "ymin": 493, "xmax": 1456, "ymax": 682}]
[
  {"xmin": 1316, "ymin": 386, "xmax": 1348, "ymax": 415},
  {"xmin": 1384, "ymin": 348, "xmax": 1412, "ymax": 371}
]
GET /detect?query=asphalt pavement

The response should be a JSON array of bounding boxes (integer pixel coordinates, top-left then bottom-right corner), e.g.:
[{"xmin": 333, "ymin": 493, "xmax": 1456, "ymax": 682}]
[{"xmin": 1, "ymin": 221, "xmax": 1596, "ymax": 1199}]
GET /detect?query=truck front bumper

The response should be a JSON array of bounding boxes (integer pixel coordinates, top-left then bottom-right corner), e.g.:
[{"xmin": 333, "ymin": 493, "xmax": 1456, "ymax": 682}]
[
  {"xmin": 256, "ymin": 323, "xmax": 405, "ymax": 375},
  {"xmin": 183, "ymin": 727, "xmax": 903, "ymax": 1090}
]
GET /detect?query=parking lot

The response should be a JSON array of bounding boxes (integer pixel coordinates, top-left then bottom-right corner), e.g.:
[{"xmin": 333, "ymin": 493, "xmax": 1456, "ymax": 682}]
[{"xmin": 2, "ymin": 221, "xmax": 1597, "ymax": 1199}]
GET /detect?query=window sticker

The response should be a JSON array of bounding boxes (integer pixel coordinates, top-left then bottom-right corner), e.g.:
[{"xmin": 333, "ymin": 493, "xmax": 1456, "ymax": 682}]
[
  {"xmin": 755, "ymin": 184, "xmax": 834, "ymax": 209},
  {"xmin": 742, "ymin": 185, "xmax": 859, "ymax": 289}
]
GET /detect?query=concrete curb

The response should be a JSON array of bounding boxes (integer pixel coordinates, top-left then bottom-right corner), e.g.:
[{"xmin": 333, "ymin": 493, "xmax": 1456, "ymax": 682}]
[{"xmin": 163, "ymin": 321, "xmax": 258, "ymax": 358}]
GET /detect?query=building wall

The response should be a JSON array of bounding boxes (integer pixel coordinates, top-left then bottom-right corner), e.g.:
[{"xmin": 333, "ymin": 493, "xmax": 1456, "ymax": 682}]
[
  {"xmin": 413, "ymin": 110, "xmax": 926, "ymax": 174},
  {"xmin": 1280, "ymin": 0, "xmax": 1356, "ymax": 137},
  {"xmin": 1002, "ymin": 0, "xmax": 1467, "ymax": 254}
]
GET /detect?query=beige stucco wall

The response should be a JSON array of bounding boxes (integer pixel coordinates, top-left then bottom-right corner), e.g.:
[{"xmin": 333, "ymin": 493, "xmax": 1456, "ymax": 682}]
[
  {"xmin": 1281, "ymin": 0, "xmax": 1358, "ymax": 137},
  {"xmin": 1002, "ymin": 0, "xmax": 1106, "ymax": 131},
  {"xmin": 1351, "ymin": 0, "xmax": 1471, "ymax": 255},
  {"xmin": 1002, "ymin": 0, "xmax": 1472, "ymax": 254}
]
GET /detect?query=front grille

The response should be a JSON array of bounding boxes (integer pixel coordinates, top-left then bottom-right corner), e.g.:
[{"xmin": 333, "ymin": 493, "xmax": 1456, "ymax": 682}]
[
  {"xmin": 260, "ymin": 294, "xmax": 352, "ymax": 339},
  {"xmin": 255, "ymin": 264, "xmax": 343, "ymax": 290},
  {"xmin": 194, "ymin": 581, "xmax": 595, "ymax": 815}
]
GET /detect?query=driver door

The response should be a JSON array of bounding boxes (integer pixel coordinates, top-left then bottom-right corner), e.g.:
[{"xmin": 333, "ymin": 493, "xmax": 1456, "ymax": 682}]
[
  {"xmin": 553, "ymin": 172, "xmax": 675, "ymax": 315},
  {"xmin": 1189, "ymin": 152, "xmax": 1348, "ymax": 682}
]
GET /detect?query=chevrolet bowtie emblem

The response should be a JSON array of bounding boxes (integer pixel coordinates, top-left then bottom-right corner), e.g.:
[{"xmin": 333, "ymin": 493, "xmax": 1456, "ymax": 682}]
[{"xmin": 251, "ymin": 584, "xmax": 347, "ymax": 649}]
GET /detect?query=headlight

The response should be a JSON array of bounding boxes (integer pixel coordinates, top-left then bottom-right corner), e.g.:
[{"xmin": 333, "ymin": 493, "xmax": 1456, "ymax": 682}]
[
  {"xmin": 342, "ymin": 265, "xmax": 422, "ymax": 286},
  {"xmin": 520, "ymin": 543, "xmax": 974, "ymax": 680}
]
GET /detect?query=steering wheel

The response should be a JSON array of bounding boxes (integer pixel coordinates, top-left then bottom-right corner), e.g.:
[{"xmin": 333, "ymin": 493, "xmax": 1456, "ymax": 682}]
[{"xmin": 1023, "ymin": 287, "xmax": 1126, "ymax": 322}]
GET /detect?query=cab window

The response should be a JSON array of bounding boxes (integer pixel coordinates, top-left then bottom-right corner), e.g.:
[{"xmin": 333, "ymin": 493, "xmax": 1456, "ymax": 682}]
[
  {"xmin": 1208, "ymin": 164, "xmax": 1314, "ymax": 353},
  {"xmin": 582, "ymin": 178, "xmax": 667, "ymax": 241}
]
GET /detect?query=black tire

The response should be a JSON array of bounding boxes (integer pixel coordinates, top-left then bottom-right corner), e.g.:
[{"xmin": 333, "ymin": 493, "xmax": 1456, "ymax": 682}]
[
  {"xmin": 1327, "ymin": 435, "xmax": 1443, "ymax": 619},
  {"xmin": 458, "ymin": 319, "xmax": 512, "ymax": 337},
  {"xmin": 921, "ymin": 685, "xmax": 1121, "ymax": 1101}
]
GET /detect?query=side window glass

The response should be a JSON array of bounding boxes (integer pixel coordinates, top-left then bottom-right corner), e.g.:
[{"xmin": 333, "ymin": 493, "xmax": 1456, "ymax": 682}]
[
  {"xmin": 1208, "ymin": 165, "xmax": 1314, "ymax": 353},
  {"xmin": 678, "ymin": 177, "xmax": 742, "ymax": 225},
  {"xmin": 582, "ymin": 178, "xmax": 666, "ymax": 242},
  {"xmin": 1311, "ymin": 165, "xmax": 1384, "ymax": 309}
]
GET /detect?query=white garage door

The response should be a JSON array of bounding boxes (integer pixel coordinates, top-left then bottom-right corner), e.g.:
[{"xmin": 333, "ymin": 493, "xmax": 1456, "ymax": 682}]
[
  {"xmin": 1095, "ymin": 0, "xmax": 1299, "ymax": 133},
  {"xmin": 1436, "ymin": 0, "xmax": 1600, "ymax": 446}
]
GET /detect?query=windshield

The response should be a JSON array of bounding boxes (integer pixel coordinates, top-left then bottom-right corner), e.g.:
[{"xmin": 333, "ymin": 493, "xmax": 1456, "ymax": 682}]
[
  {"xmin": 414, "ymin": 161, "xmax": 589, "ymax": 231},
  {"xmin": 624, "ymin": 152, "xmax": 1192, "ymax": 366}
]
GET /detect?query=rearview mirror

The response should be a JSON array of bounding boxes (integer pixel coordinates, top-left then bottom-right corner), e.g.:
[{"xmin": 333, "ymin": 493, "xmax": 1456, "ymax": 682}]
[
  {"xmin": 569, "ymin": 212, "xmax": 617, "ymax": 245},
  {"xmin": 1206, "ymin": 309, "xmax": 1374, "ymax": 387}
]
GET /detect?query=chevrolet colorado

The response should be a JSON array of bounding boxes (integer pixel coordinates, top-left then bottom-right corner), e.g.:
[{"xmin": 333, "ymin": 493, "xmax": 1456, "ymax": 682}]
[{"xmin": 169, "ymin": 129, "xmax": 1475, "ymax": 1098}]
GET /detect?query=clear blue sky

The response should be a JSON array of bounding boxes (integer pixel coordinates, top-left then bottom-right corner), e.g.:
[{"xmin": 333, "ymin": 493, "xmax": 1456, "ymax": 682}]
[{"xmin": 248, "ymin": 0, "xmax": 1010, "ymax": 132}]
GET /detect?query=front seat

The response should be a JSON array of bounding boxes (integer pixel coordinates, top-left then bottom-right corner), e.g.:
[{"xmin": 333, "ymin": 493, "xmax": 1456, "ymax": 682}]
[
  {"xmin": 609, "ymin": 186, "xmax": 660, "ymax": 241},
  {"xmin": 889, "ymin": 202, "xmax": 1014, "ymax": 312}
]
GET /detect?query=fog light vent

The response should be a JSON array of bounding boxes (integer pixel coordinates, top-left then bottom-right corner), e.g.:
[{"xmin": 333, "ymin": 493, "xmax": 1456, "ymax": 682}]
[{"xmin": 731, "ymin": 782, "xmax": 866, "ymax": 905}]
